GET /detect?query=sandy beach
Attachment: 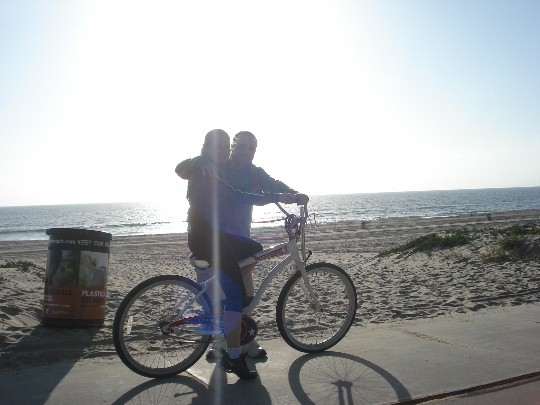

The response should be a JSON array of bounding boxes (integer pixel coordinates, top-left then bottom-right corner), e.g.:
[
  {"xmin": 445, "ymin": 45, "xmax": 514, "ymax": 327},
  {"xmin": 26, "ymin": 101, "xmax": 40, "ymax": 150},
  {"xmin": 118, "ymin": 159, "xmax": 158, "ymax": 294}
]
[{"xmin": 1, "ymin": 209, "xmax": 539, "ymax": 370}]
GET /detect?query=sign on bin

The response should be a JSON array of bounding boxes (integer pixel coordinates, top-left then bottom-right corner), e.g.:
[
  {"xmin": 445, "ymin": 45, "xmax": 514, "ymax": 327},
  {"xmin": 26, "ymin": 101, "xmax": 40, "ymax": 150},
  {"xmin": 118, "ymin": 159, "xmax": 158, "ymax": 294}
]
[{"xmin": 42, "ymin": 228, "xmax": 112, "ymax": 327}]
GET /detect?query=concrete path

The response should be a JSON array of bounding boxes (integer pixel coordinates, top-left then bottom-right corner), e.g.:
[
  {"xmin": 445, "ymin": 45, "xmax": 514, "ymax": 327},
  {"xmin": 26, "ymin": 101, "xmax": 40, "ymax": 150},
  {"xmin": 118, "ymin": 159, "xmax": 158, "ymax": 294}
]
[{"xmin": 1, "ymin": 303, "xmax": 540, "ymax": 404}]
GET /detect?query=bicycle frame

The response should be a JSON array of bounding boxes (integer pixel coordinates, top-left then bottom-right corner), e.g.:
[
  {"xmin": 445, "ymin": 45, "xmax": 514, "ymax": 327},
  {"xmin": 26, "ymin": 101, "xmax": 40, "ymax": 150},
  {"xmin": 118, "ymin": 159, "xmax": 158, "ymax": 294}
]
[
  {"xmin": 168, "ymin": 203, "xmax": 321, "ymax": 329},
  {"xmin": 240, "ymin": 204, "xmax": 321, "ymax": 314}
]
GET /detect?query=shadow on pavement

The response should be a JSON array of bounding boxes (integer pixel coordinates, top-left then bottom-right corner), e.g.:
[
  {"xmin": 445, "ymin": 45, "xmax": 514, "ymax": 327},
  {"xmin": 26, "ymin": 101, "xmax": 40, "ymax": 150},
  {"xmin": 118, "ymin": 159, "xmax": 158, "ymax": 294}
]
[
  {"xmin": 108, "ymin": 350, "xmax": 410, "ymax": 404},
  {"xmin": 110, "ymin": 375, "xmax": 210, "ymax": 405},
  {"xmin": 110, "ymin": 361, "xmax": 272, "ymax": 405},
  {"xmin": 288, "ymin": 351, "xmax": 412, "ymax": 404},
  {"xmin": 0, "ymin": 325, "xmax": 100, "ymax": 405}
]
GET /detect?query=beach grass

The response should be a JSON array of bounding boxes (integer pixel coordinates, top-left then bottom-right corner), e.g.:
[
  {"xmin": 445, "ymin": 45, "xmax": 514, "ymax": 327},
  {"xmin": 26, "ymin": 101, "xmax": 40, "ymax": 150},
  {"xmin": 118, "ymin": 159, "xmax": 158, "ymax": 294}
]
[
  {"xmin": 0, "ymin": 259, "xmax": 44, "ymax": 272},
  {"xmin": 379, "ymin": 224, "xmax": 540, "ymax": 261},
  {"xmin": 379, "ymin": 228, "xmax": 473, "ymax": 256}
]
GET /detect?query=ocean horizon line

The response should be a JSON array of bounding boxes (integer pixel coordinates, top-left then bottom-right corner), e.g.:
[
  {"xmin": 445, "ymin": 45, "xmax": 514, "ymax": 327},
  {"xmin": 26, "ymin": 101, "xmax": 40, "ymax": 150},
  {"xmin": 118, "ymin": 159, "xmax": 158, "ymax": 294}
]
[{"xmin": 1, "ymin": 185, "xmax": 539, "ymax": 209}]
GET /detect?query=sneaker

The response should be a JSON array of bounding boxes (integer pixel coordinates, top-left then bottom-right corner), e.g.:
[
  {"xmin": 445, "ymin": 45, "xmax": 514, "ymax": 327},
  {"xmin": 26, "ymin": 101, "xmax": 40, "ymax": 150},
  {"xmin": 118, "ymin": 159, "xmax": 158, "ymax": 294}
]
[
  {"xmin": 219, "ymin": 353, "xmax": 258, "ymax": 380},
  {"xmin": 206, "ymin": 335, "xmax": 226, "ymax": 361},
  {"xmin": 206, "ymin": 347, "xmax": 225, "ymax": 361},
  {"xmin": 242, "ymin": 339, "xmax": 268, "ymax": 359}
]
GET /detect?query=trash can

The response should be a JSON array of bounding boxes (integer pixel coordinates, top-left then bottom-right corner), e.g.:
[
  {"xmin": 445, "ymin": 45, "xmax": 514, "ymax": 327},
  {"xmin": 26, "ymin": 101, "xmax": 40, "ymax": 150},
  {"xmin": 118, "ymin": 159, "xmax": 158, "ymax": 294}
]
[{"xmin": 42, "ymin": 228, "xmax": 112, "ymax": 327}]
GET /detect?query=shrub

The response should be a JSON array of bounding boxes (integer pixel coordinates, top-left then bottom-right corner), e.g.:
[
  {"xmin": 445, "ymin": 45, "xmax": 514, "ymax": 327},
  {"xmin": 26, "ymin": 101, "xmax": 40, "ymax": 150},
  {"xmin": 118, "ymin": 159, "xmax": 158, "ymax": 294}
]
[
  {"xmin": 380, "ymin": 228, "xmax": 472, "ymax": 256},
  {"xmin": 0, "ymin": 260, "xmax": 43, "ymax": 272}
]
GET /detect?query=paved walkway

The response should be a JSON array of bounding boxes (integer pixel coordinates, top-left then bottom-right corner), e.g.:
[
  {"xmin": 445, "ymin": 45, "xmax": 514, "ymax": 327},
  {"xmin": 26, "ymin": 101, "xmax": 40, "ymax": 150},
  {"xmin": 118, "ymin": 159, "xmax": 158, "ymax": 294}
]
[{"xmin": 1, "ymin": 303, "xmax": 540, "ymax": 404}]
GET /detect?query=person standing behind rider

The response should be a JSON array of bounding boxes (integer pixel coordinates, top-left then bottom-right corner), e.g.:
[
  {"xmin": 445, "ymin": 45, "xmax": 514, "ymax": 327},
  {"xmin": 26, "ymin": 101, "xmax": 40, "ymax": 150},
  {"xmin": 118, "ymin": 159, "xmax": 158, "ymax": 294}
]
[
  {"xmin": 185, "ymin": 129, "xmax": 298, "ymax": 380},
  {"xmin": 176, "ymin": 131, "xmax": 304, "ymax": 359}
]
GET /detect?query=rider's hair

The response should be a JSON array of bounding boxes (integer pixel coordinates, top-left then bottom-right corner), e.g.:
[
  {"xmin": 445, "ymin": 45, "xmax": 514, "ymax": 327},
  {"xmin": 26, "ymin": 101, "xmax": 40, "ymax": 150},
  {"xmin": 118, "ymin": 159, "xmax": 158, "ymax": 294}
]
[
  {"xmin": 233, "ymin": 131, "xmax": 257, "ymax": 146},
  {"xmin": 202, "ymin": 129, "xmax": 229, "ymax": 155}
]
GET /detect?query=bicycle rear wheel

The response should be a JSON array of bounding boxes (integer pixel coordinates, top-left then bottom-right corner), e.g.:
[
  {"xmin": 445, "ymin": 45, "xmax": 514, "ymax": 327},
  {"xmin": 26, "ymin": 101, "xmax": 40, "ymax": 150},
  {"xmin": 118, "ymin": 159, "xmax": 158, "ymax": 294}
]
[
  {"xmin": 276, "ymin": 262, "xmax": 357, "ymax": 353},
  {"xmin": 113, "ymin": 275, "xmax": 212, "ymax": 378}
]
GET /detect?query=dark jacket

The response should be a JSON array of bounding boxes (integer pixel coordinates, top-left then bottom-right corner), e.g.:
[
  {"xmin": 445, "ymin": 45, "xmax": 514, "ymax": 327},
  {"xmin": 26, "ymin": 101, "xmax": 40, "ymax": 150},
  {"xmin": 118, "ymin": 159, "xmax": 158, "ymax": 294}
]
[{"xmin": 187, "ymin": 162, "xmax": 280, "ymax": 232}]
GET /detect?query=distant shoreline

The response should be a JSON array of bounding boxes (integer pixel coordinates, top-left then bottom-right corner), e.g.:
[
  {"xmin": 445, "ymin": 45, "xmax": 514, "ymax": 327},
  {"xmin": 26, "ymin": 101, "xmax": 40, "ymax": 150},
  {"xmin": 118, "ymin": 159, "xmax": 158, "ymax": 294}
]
[
  {"xmin": 1, "ymin": 208, "xmax": 539, "ymax": 244},
  {"xmin": 1, "ymin": 208, "xmax": 538, "ymax": 251}
]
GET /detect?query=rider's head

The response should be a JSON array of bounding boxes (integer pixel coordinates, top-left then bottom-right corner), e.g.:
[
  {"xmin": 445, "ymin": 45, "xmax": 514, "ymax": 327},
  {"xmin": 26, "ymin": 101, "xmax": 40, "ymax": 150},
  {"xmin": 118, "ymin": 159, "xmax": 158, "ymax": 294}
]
[
  {"xmin": 231, "ymin": 131, "xmax": 257, "ymax": 167},
  {"xmin": 202, "ymin": 129, "xmax": 230, "ymax": 165}
]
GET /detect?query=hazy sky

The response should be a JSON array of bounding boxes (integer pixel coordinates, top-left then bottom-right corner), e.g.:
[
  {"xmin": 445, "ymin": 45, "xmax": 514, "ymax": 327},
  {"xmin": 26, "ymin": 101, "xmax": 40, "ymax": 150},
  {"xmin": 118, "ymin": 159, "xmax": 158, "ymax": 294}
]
[{"xmin": 1, "ymin": 0, "xmax": 539, "ymax": 207}]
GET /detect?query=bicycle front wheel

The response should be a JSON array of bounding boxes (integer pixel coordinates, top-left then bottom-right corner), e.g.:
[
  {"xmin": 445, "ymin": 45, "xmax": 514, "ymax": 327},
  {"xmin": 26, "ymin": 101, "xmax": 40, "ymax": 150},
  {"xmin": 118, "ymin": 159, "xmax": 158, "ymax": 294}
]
[
  {"xmin": 113, "ymin": 275, "xmax": 212, "ymax": 378},
  {"xmin": 276, "ymin": 262, "xmax": 357, "ymax": 353}
]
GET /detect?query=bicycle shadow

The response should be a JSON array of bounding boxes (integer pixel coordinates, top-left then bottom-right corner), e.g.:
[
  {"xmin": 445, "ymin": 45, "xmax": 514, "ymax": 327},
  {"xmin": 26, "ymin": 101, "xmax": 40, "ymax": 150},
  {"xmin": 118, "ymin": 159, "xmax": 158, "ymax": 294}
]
[
  {"xmin": 108, "ymin": 351, "xmax": 410, "ymax": 405},
  {"xmin": 110, "ymin": 374, "xmax": 210, "ymax": 405},
  {"xmin": 109, "ymin": 363, "xmax": 272, "ymax": 405},
  {"xmin": 288, "ymin": 351, "xmax": 412, "ymax": 404}
]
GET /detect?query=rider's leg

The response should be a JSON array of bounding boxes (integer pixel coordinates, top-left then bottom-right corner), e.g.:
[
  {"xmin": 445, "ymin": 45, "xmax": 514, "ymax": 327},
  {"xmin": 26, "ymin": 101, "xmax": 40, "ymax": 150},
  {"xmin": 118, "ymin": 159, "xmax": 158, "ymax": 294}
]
[
  {"xmin": 207, "ymin": 262, "xmax": 257, "ymax": 361},
  {"xmin": 221, "ymin": 310, "xmax": 257, "ymax": 379},
  {"xmin": 218, "ymin": 235, "xmax": 259, "ymax": 379},
  {"xmin": 240, "ymin": 262, "xmax": 267, "ymax": 359},
  {"xmin": 220, "ymin": 285, "xmax": 257, "ymax": 379},
  {"xmin": 240, "ymin": 263, "xmax": 256, "ymax": 299},
  {"xmin": 223, "ymin": 310, "xmax": 242, "ymax": 350},
  {"xmin": 188, "ymin": 227, "xmax": 228, "ymax": 360}
]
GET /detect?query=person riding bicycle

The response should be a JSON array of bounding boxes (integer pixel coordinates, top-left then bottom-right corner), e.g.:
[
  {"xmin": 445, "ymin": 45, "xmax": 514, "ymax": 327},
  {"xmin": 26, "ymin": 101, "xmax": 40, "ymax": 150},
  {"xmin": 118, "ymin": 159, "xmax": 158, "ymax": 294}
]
[
  {"xmin": 176, "ymin": 130, "xmax": 304, "ymax": 360},
  {"xmin": 185, "ymin": 129, "xmax": 301, "ymax": 380}
]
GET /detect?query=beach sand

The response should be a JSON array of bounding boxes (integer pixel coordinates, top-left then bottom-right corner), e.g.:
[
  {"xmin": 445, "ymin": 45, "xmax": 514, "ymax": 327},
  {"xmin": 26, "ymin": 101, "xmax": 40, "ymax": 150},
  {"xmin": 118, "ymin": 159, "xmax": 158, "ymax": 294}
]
[{"xmin": 1, "ymin": 209, "xmax": 539, "ymax": 370}]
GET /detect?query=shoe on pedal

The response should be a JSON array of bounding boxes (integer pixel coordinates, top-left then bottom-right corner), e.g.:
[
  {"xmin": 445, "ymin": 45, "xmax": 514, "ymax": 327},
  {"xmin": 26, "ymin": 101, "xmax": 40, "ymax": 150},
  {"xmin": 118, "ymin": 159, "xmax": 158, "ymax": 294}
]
[
  {"xmin": 220, "ymin": 353, "xmax": 258, "ymax": 380},
  {"xmin": 205, "ymin": 347, "xmax": 225, "ymax": 361},
  {"xmin": 206, "ymin": 335, "xmax": 226, "ymax": 361},
  {"xmin": 242, "ymin": 339, "xmax": 267, "ymax": 359}
]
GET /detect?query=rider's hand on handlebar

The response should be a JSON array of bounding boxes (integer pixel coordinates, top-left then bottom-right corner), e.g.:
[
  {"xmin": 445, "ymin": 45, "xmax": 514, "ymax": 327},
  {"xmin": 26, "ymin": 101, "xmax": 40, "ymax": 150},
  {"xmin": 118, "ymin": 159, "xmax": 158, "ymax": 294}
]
[{"xmin": 295, "ymin": 193, "xmax": 309, "ymax": 205}]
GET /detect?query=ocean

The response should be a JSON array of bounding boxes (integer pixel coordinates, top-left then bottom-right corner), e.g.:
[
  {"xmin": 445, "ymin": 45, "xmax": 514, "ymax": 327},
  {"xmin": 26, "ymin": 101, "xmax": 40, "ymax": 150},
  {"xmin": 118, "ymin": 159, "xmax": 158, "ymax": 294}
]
[{"xmin": 1, "ymin": 187, "xmax": 539, "ymax": 241}]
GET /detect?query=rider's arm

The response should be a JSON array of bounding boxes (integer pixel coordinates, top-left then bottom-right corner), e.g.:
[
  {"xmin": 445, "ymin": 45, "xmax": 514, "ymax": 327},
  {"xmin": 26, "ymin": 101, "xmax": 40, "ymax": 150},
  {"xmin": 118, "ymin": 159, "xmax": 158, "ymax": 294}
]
[
  {"xmin": 252, "ymin": 168, "xmax": 308, "ymax": 205},
  {"xmin": 175, "ymin": 158, "xmax": 194, "ymax": 180},
  {"xmin": 176, "ymin": 156, "xmax": 218, "ymax": 180},
  {"xmin": 253, "ymin": 167, "xmax": 299, "ymax": 194},
  {"xmin": 189, "ymin": 169, "xmax": 298, "ymax": 231},
  {"xmin": 214, "ymin": 171, "xmax": 295, "ymax": 205}
]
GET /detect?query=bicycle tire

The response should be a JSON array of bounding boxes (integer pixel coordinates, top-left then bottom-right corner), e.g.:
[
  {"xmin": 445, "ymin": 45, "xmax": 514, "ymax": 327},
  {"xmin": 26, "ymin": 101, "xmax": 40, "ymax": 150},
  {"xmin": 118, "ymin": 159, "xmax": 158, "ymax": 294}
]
[
  {"xmin": 113, "ymin": 275, "xmax": 212, "ymax": 378},
  {"xmin": 276, "ymin": 262, "xmax": 357, "ymax": 353}
]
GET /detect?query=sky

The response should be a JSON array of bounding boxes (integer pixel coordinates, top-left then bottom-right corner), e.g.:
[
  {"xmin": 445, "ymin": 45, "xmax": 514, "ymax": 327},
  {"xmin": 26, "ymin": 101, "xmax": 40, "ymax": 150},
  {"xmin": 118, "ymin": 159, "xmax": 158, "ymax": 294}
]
[{"xmin": 1, "ymin": 0, "xmax": 539, "ymax": 207}]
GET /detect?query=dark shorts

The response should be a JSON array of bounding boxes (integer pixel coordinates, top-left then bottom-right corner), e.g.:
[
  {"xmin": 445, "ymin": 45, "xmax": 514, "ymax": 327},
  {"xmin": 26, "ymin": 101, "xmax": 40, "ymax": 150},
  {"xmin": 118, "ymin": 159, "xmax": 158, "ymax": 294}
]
[{"xmin": 188, "ymin": 223, "xmax": 262, "ymax": 312}]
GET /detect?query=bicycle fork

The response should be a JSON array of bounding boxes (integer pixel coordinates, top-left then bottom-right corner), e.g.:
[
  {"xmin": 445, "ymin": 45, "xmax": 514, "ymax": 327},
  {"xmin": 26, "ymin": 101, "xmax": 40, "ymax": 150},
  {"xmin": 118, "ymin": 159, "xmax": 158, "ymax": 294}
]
[{"xmin": 296, "ymin": 261, "xmax": 323, "ymax": 312}]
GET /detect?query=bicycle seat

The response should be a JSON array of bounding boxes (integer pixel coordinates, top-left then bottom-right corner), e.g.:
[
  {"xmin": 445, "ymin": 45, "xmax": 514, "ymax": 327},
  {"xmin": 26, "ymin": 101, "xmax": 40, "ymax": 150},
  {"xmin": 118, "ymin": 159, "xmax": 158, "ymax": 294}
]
[{"xmin": 189, "ymin": 253, "xmax": 210, "ymax": 269}]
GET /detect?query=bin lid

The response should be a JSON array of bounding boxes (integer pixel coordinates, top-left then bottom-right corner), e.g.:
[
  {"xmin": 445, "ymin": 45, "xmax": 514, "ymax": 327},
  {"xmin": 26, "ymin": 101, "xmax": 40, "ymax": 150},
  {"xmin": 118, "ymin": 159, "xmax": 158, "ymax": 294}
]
[{"xmin": 46, "ymin": 228, "xmax": 112, "ymax": 240}]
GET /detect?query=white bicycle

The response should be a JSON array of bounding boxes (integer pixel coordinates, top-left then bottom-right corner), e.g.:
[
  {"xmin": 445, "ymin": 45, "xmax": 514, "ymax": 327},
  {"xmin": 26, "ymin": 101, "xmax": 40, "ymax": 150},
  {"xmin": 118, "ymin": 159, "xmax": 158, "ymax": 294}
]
[{"xmin": 113, "ymin": 203, "xmax": 357, "ymax": 378}]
